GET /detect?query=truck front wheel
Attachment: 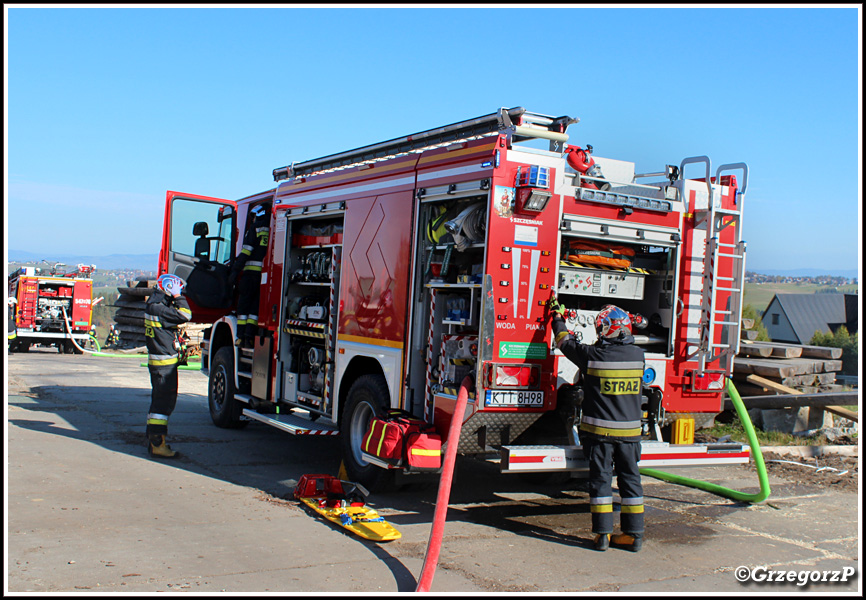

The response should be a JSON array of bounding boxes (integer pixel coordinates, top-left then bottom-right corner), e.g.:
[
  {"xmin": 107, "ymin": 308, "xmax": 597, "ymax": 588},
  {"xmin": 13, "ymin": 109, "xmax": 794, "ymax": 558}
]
[
  {"xmin": 340, "ymin": 374, "xmax": 397, "ymax": 493},
  {"xmin": 208, "ymin": 346, "xmax": 247, "ymax": 429}
]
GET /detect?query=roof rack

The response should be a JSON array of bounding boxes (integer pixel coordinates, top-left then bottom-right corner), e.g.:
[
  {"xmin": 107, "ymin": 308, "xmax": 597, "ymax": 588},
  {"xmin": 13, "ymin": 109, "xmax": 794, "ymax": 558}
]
[{"xmin": 272, "ymin": 107, "xmax": 578, "ymax": 182}]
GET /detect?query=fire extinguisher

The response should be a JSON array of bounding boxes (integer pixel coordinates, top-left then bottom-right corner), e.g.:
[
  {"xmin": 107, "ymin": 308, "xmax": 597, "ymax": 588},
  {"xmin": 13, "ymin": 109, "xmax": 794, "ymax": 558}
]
[{"xmin": 565, "ymin": 144, "xmax": 611, "ymax": 191}]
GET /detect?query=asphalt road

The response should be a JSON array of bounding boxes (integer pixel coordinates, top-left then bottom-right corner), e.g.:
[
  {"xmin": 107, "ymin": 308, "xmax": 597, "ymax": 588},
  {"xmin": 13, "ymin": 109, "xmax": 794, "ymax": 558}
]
[{"xmin": 5, "ymin": 350, "xmax": 862, "ymax": 594}]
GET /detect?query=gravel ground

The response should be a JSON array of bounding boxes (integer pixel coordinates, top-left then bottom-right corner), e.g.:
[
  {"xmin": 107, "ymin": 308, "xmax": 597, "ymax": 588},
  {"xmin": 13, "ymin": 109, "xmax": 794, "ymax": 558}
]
[{"xmin": 757, "ymin": 451, "xmax": 858, "ymax": 494}]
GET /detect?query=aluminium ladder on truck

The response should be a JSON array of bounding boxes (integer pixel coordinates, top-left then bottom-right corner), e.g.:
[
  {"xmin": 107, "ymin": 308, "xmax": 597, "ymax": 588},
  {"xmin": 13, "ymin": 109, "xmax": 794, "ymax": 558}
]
[
  {"xmin": 271, "ymin": 107, "xmax": 577, "ymax": 181},
  {"xmin": 681, "ymin": 157, "xmax": 749, "ymax": 376}
]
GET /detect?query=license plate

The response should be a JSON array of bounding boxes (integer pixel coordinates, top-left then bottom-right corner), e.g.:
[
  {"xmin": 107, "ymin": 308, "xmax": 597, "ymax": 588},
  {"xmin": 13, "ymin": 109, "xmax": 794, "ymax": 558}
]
[{"xmin": 485, "ymin": 390, "xmax": 544, "ymax": 407}]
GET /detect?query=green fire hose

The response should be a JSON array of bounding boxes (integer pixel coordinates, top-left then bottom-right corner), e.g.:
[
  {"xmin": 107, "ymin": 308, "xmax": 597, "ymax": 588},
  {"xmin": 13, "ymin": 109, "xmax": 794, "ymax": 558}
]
[{"xmin": 639, "ymin": 378, "xmax": 771, "ymax": 503}]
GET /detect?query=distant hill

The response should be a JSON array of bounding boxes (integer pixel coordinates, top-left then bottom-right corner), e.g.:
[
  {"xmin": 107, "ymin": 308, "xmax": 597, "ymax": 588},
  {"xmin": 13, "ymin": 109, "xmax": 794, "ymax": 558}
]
[
  {"xmin": 8, "ymin": 249, "xmax": 158, "ymax": 271},
  {"xmin": 750, "ymin": 267, "xmax": 858, "ymax": 279}
]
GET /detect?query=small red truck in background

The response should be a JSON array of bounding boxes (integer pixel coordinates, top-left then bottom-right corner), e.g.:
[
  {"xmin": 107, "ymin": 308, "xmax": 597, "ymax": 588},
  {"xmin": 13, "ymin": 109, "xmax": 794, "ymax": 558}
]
[{"xmin": 8, "ymin": 263, "xmax": 95, "ymax": 354}]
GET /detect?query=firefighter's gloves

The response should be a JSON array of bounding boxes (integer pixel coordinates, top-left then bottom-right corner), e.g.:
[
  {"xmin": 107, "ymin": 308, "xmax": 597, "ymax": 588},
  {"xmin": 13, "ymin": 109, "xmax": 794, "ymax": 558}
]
[
  {"xmin": 157, "ymin": 274, "xmax": 186, "ymax": 298},
  {"xmin": 547, "ymin": 293, "xmax": 566, "ymax": 320}
]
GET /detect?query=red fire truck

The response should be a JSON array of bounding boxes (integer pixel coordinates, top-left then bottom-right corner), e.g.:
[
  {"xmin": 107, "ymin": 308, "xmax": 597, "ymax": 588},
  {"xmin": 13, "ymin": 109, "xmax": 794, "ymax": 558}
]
[
  {"xmin": 8, "ymin": 263, "xmax": 96, "ymax": 354},
  {"xmin": 158, "ymin": 107, "xmax": 751, "ymax": 490}
]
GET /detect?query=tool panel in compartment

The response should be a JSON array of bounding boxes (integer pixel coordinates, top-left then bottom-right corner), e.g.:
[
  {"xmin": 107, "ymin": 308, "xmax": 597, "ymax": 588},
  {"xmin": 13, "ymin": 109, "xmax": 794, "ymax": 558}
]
[
  {"xmin": 555, "ymin": 236, "xmax": 677, "ymax": 354},
  {"xmin": 416, "ymin": 188, "xmax": 489, "ymax": 415},
  {"xmin": 281, "ymin": 213, "xmax": 344, "ymax": 416}
]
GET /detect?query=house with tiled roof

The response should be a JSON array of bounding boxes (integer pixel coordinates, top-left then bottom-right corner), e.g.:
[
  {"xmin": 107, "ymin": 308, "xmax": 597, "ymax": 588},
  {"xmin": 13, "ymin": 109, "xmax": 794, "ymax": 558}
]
[{"xmin": 762, "ymin": 293, "xmax": 858, "ymax": 344}]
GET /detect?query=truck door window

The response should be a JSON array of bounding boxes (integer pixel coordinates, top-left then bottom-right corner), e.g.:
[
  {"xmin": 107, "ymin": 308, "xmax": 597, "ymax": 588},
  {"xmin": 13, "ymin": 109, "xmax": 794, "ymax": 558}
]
[{"xmin": 170, "ymin": 199, "xmax": 230, "ymax": 261}]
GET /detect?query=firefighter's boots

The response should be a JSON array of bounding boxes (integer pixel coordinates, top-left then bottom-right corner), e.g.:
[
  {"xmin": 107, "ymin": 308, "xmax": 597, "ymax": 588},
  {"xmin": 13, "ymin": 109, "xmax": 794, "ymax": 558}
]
[
  {"xmin": 594, "ymin": 533, "xmax": 610, "ymax": 551},
  {"xmin": 610, "ymin": 533, "xmax": 642, "ymax": 552},
  {"xmin": 148, "ymin": 434, "xmax": 180, "ymax": 459}
]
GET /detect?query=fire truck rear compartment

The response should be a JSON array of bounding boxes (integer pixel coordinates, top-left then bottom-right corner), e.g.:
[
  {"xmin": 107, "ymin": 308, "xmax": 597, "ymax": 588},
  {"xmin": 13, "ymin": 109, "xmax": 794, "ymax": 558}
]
[{"xmin": 555, "ymin": 239, "xmax": 677, "ymax": 355}]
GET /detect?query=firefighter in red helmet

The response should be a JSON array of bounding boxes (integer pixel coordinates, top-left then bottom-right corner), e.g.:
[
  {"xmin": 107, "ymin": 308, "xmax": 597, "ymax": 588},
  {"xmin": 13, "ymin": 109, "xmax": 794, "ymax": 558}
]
[{"xmin": 548, "ymin": 294, "xmax": 646, "ymax": 552}]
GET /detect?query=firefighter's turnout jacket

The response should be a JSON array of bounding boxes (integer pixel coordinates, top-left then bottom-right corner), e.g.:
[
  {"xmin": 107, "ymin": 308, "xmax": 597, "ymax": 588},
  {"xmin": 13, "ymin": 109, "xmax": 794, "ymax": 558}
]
[
  {"xmin": 552, "ymin": 315, "xmax": 645, "ymax": 442},
  {"xmin": 145, "ymin": 289, "xmax": 192, "ymax": 368},
  {"xmin": 144, "ymin": 289, "xmax": 191, "ymax": 437},
  {"xmin": 232, "ymin": 211, "xmax": 270, "ymax": 344},
  {"xmin": 233, "ymin": 211, "xmax": 270, "ymax": 276},
  {"xmin": 552, "ymin": 313, "xmax": 646, "ymax": 536}
]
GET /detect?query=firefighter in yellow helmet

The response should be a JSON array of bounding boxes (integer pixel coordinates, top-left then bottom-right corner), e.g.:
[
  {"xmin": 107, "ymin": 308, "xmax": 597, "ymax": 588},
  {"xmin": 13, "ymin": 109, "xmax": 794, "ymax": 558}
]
[
  {"xmin": 548, "ymin": 294, "xmax": 646, "ymax": 552},
  {"xmin": 144, "ymin": 274, "xmax": 192, "ymax": 458}
]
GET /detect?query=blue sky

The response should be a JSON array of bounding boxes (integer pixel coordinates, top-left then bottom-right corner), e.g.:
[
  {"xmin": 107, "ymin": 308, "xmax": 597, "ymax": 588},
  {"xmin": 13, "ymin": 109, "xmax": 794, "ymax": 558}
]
[{"xmin": 5, "ymin": 5, "xmax": 861, "ymax": 275}]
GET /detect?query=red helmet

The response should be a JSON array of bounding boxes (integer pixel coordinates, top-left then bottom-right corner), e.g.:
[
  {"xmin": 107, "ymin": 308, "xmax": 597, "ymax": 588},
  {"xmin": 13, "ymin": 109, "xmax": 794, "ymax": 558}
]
[{"xmin": 595, "ymin": 305, "xmax": 632, "ymax": 340}]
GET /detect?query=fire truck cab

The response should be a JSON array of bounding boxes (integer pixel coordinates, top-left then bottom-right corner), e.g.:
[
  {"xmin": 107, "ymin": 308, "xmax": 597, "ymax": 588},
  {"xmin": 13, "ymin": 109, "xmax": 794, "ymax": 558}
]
[{"xmin": 159, "ymin": 107, "xmax": 751, "ymax": 490}]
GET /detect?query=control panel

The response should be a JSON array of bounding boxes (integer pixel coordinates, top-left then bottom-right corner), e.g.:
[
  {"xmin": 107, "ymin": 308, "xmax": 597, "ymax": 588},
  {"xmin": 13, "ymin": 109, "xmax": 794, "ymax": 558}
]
[
  {"xmin": 557, "ymin": 308, "xmax": 600, "ymax": 345},
  {"xmin": 558, "ymin": 267, "xmax": 645, "ymax": 300}
]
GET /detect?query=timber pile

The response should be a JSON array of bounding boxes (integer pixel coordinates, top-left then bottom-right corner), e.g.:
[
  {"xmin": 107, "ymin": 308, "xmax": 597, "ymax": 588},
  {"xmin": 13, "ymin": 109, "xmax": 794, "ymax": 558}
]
[
  {"xmin": 112, "ymin": 279, "xmax": 207, "ymax": 355},
  {"xmin": 734, "ymin": 319, "xmax": 845, "ymax": 397},
  {"xmin": 112, "ymin": 278, "xmax": 154, "ymax": 350}
]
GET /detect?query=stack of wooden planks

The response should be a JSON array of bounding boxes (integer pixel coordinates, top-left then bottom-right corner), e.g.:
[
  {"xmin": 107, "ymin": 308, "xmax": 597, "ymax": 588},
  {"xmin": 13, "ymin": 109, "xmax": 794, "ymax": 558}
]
[
  {"xmin": 734, "ymin": 319, "xmax": 845, "ymax": 396},
  {"xmin": 112, "ymin": 279, "xmax": 207, "ymax": 355}
]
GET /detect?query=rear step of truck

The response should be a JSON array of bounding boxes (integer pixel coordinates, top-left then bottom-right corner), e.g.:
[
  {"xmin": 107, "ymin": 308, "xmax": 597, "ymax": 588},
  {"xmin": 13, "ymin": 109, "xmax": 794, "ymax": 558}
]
[
  {"xmin": 500, "ymin": 441, "xmax": 750, "ymax": 473},
  {"xmin": 240, "ymin": 406, "xmax": 339, "ymax": 435}
]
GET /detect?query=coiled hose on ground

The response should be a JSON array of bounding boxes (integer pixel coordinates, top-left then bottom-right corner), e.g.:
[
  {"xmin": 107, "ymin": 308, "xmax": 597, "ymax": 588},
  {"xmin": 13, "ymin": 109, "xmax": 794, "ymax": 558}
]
[{"xmin": 639, "ymin": 378, "xmax": 771, "ymax": 503}]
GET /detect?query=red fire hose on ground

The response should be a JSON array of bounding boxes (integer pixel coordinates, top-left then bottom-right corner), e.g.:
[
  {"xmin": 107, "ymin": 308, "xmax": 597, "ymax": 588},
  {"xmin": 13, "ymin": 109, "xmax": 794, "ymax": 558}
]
[{"xmin": 415, "ymin": 375, "xmax": 472, "ymax": 593}]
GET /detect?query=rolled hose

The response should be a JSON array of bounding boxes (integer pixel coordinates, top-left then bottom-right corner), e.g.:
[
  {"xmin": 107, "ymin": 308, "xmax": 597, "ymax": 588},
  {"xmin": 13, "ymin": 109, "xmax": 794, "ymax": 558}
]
[
  {"xmin": 416, "ymin": 375, "xmax": 472, "ymax": 593},
  {"xmin": 639, "ymin": 378, "xmax": 771, "ymax": 504}
]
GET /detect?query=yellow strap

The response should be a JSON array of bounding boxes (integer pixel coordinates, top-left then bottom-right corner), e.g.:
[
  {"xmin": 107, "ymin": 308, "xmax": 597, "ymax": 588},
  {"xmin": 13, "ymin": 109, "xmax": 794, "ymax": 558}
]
[{"xmin": 410, "ymin": 448, "xmax": 441, "ymax": 456}]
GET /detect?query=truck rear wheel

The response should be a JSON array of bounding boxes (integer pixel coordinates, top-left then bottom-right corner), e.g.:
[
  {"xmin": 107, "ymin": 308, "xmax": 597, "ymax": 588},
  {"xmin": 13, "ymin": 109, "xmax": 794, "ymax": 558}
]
[
  {"xmin": 208, "ymin": 346, "xmax": 247, "ymax": 429},
  {"xmin": 340, "ymin": 374, "xmax": 397, "ymax": 493}
]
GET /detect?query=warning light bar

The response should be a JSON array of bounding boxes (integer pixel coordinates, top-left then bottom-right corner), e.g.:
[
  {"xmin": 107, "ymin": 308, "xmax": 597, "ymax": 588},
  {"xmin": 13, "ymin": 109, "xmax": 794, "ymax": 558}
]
[{"xmin": 576, "ymin": 187, "xmax": 672, "ymax": 213}]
